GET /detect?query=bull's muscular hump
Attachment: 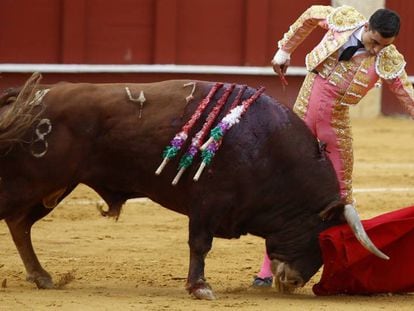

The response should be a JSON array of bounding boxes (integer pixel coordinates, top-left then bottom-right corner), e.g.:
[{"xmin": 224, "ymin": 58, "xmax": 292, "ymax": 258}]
[{"xmin": 0, "ymin": 73, "xmax": 345, "ymax": 299}]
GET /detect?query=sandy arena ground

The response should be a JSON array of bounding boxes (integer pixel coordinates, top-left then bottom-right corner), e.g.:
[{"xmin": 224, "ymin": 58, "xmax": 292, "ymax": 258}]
[{"xmin": 1, "ymin": 117, "xmax": 414, "ymax": 310}]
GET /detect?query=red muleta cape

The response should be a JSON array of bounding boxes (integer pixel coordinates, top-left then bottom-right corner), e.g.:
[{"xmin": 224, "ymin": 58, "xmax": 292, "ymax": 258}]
[{"xmin": 313, "ymin": 205, "xmax": 414, "ymax": 295}]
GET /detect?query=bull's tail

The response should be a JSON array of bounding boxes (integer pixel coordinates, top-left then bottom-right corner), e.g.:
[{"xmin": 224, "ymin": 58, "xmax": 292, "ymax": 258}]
[{"xmin": 0, "ymin": 72, "xmax": 45, "ymax": 151}]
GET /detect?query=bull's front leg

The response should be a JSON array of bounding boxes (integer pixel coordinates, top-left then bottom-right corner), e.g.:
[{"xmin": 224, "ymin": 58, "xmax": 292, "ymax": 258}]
[
  {"xmin": 186, "ymin": 218, "xmax": 215, "ymax": 300},
  {"xmin": 5, "ymin": 205, "xmax": 54, "ymax": 289}
]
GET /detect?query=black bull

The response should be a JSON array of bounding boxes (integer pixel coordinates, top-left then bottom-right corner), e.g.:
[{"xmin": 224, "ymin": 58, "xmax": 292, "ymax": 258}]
[{"xmin": 0, "ymin": 73, "xmax": 384, "ymax": 299}]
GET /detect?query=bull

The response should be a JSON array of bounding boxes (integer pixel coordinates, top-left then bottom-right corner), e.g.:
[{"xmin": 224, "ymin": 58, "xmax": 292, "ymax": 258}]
[{"xmin": 0, "ymin": 73, "xmax": 387, "ymax": 299}]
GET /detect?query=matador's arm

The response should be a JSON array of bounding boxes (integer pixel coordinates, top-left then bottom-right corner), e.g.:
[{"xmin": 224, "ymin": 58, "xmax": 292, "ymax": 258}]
[
  {"xmin": 378, "ymin": 45, "xmax": 414, "ymax": 117},
  {"xmin": 277, "ymin": 5, "xmax": 333, "ymax": 55}
]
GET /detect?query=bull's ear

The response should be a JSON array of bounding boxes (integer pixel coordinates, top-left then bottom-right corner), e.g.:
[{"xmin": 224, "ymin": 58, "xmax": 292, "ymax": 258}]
[{"xmin": 319, "ymin": 200, "xmax": 345, "ymax": 221}]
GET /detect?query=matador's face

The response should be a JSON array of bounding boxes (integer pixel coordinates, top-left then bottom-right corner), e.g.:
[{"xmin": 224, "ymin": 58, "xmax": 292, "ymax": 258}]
[{"xmin": 361, "ymin": 23, "xmax": 396, "ymax": 55}]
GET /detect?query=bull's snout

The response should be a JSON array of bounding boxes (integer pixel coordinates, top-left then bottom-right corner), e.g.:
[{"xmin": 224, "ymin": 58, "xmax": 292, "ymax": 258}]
[{"xmin": 272, "ymin": 260, "xmax": 305, "ymax": 292}]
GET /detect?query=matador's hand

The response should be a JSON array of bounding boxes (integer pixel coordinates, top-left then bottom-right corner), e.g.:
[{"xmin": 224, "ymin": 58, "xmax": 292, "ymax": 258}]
[{"xmin": 271, "ymin": 49, "xmax": 290, "ymax": 86}]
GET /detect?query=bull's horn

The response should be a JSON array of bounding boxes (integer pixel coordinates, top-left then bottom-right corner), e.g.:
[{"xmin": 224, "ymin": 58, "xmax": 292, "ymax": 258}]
[{"xmin": 343, "ymin": 204, "xmax": 390, "ymax": 260}]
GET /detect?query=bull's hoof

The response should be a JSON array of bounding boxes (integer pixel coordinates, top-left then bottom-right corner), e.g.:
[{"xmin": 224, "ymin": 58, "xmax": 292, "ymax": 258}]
[
  {"xmin": 186, "ymin": 279, "xmax": 216, "ymax": 300},
  {"xmin": 27, "ymin": 273, "xmax": 54, "ymax": 289},
  {"xmin": 192, "ymin": 287, "xmax": 216, "ymax": 300}
]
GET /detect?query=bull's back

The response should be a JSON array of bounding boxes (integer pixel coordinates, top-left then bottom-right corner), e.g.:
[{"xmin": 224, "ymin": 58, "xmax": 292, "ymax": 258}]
[{"xmin": 39, "ymin": 80, "xmax": 218, "ymax": 203}]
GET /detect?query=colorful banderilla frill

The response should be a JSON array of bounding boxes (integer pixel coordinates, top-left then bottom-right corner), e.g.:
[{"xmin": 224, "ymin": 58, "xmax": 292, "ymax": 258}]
[
  {"xmin": 193, "ymin": 86, "xmax": 265, "ymax": 181},
  {"xmin": 172, "ymin": 84, "xmax": 236, "ymax": 185},
  {"xmin": 155, "ymin": 82, "xmax": 223, "ymax": 175}
]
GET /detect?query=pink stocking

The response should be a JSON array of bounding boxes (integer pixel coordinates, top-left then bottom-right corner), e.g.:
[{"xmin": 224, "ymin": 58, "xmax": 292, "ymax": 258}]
[{"xmin": 257, "ymin": 252, "xmax": 273, "ymax": 278}]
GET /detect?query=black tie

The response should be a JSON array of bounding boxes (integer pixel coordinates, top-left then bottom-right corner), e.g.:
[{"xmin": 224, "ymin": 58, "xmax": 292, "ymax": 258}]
[{"xmin": 339, "ymin": 40, "xmax": 364, "ymax": 61}]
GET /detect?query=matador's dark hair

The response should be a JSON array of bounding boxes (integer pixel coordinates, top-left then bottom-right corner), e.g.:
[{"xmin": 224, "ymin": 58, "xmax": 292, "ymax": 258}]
[{"xmin": 369, "ymin": 8, "xmax": 400, "ymax": 38}]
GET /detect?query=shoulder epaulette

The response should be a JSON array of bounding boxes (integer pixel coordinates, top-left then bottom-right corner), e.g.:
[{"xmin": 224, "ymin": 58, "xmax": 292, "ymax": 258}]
[
  {"xmin": 327, "ymin": 5, "xmax": 366, "ymax": 32},
  {"xmin": 375, "ymin": 44, "xmax": 406, "ymax": 79},
  {"xmin": 305, "ymin": 5, "xmax": 334, "ymax": 20}
]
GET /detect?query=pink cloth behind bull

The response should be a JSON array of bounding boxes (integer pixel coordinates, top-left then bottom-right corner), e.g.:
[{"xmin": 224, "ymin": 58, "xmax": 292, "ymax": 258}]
[{"xmin": 314, "ymin": 205, "xmax": 414, "ymax": 295}]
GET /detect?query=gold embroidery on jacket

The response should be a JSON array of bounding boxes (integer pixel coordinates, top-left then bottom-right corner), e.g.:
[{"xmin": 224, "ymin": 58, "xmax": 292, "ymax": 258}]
[
  {"xmin": 375, "ymin": 44, "xmax": 406, "ymax": 79},
  {"xmin": 305, "ymin": 30, "xmax": 352, "ymax": 71},
  {"xmin": 331, "ymin": 104, "xmax": 353, "ymax": 204},
  {"xmin": 304, "ymin": 7, "xmax": 366, "ymax": 71},
  {"xmin": 339, "ymin": 56, "xmax": 375, "ymax": 106},
  {"xmin": 327, "ymin": 6, "xmax": 366, "ymax": 32},
  {"xmin": 293, "ymin": 72, "xmax": 317, "ymax": 119},
  {"xmin": 278, "ymin": 5, "xmax": 333, "ymax": 51}
]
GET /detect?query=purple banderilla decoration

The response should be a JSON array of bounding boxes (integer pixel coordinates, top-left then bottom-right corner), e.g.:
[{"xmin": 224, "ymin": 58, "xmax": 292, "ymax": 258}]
[
  {"xmin": 194, "ymin": 86, "xmax": 265, "ymax": 181},
  {"xmin": 155, "ymin": 82, "xmax": 223, "ymax": 176},
  {"xmin": 172, "ymin": 83, "xmax": 236, "ymax": 185}
]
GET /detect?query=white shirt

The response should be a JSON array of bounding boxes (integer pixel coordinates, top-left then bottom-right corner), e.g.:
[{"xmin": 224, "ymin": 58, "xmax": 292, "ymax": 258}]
[{"xmin": 339, "ymin": 26, "xmax": 366, "ymax": 57}]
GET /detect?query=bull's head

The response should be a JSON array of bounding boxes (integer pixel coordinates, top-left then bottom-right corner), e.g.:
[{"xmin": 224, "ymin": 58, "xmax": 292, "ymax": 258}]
[{"xmin": 267, "ymin": 203, "xmax": 389, "ymax": 291}]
